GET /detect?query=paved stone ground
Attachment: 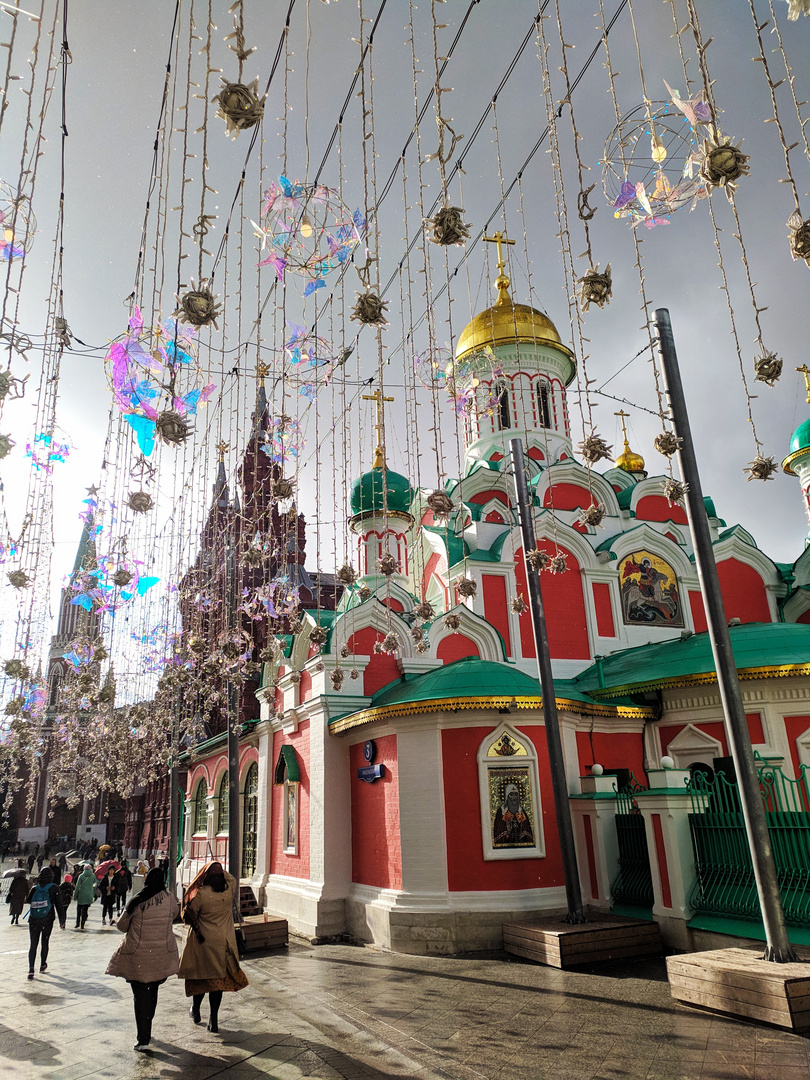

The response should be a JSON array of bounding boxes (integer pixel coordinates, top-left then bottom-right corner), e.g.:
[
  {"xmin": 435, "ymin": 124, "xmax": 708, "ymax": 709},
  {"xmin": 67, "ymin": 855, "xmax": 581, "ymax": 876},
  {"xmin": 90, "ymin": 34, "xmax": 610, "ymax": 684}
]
[{"xmin": 1, "ymin": 878, "xmax": 809, "ymax": 1079}]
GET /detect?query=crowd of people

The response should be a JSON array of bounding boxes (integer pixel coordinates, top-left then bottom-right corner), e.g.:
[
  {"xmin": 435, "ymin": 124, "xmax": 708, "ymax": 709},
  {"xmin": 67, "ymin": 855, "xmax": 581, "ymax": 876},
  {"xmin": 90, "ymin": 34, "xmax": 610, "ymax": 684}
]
[{"xmin": 4, "ymin": 849, "xmax": 247, "ymax": 1053}]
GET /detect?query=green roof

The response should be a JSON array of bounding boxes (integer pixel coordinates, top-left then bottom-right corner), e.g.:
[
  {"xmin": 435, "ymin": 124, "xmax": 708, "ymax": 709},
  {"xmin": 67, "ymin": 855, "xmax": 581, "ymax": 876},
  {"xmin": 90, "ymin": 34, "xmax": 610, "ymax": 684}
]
[
  {"xmin": 351, "ymin": 466, "xmax": 414, "ymax": 516},
  {"xmin": 574, "ymin": 622, "xmax": 810, "ymax": 699},
  {"xmin": 274, "ymin": 744, "xmax": 300, "ymax": 783},
  {"xmin": 789, "ymin": 416, "xmax": 810, "ymax": 456}
]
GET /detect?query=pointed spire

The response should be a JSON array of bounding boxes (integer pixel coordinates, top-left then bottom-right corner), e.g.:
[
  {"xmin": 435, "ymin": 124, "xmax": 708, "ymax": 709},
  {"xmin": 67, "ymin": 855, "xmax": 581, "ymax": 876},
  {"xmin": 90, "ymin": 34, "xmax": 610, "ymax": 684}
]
[{"xmin": 213, "ymin": 441, "xmax": 230, "ymax": 506}]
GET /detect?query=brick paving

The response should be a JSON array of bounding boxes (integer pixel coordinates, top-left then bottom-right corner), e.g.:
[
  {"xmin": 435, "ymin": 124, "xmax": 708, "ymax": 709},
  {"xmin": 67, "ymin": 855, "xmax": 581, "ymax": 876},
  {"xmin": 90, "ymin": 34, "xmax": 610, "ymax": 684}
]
[{"xmin": 1, "ymin": 876, "xmax": 809, "ymax": 1079}]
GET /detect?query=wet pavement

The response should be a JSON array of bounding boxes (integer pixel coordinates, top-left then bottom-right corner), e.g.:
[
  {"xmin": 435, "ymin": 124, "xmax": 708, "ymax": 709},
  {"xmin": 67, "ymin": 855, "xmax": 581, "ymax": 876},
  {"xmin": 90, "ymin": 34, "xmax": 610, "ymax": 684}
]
[{"xmin": 1, "ymin": 878, "xmax": 809, "ymax": 1079}]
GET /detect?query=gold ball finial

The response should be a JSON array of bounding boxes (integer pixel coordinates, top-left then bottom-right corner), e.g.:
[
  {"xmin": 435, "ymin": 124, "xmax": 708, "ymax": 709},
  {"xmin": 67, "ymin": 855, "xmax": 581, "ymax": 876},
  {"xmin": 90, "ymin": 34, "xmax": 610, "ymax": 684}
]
[
  {"xmin": 215, "ymin": 440, "xmax": 229, "ymax": 461},
  {"xmin": 256, "ymin": 361, "xmax": 271, "ymax": 386}
]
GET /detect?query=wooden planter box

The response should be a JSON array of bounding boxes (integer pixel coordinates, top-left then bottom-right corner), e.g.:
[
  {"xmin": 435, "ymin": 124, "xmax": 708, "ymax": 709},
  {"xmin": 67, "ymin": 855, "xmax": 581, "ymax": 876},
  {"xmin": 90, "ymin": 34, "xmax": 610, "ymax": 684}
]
[
  {"xmin": 238, "ymin": 914, "xmax": 288, "ymax": 951},
  {"xmin": 667, "ymin": 947, "xmax": 810, "ymax": 1032},
  {"xmin": 503, "ymin": 914, "xmax": 663, "ymax": 969}
]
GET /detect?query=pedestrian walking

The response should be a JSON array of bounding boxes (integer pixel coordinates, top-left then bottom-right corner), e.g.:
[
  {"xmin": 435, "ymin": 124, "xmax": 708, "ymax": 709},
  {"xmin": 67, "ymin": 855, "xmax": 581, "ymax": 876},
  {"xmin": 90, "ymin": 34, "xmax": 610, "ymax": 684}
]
[
  {"xmin": 73, "ymin": 863, "xmax": 96, "ymax": 929},
  {"xmin": 25, "ymin": 868, "xmax": 66, "ymax": 978},
  {"xmin": 106, "ymin": 866, "xmax": 180, "ymax": 1053},
  {"xmin": 59, "ymin": 873, "xmax": 74, "ymax": 917},
  {"xmin": 113, "ymin": 861, "xmax": 133, "ymax": 914},
  {"xmin": 178, "ymin": 861, "xmax": 248, "ymax": 1034},
  {"xmin": 26, "ymin": 852, "xmax": 35, "ymax": 873},
  {"xmin": 99, "ymin": 867, "xmax": 116, "ymax": 925},
  {"xmin": 7, "ymin": 872, "xmax": 28, "ymax": 924},
  {"xmin": 48, "ymin": 858, "xmax": 62, "ymax": 885}
]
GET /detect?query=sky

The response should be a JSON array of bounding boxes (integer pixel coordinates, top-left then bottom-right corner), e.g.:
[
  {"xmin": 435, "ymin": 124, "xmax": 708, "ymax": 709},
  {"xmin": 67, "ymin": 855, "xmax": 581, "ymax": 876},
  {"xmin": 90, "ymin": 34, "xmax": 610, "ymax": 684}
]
[{"xmin": 1, "ymin": 0, "xmax": 809, "ymax": 672}]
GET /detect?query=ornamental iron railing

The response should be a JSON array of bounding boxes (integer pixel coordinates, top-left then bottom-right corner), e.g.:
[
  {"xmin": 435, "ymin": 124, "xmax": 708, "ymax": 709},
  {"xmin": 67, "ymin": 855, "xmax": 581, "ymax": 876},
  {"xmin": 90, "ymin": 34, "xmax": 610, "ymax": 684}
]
[
  {"xmin": 688, "ymin": 764, "xmax": 810, "ymax": 926},
  {"xmin": 610, "ymin": 774, "xmax": 654, "ymax": 912}
]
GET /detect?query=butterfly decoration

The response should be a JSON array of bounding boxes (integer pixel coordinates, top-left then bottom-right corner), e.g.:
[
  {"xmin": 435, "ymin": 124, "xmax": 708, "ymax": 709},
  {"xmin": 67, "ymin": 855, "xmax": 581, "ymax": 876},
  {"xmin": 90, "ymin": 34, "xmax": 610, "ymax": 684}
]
[
  {"xmin": 262, "ymin": 415, "xmax": 305, "ymax": 466},
  {"xmin": 25, "ymin": 432, "xmax": 71, "ymax": 472},
  {"xmin": 0, "ymin": 210, "xmax": 26, "ymax": 261},
  {"xmin": 613, "ymin": 180, "xmax": 637, "ymax": 212},
  {"xmin": 664, "ymin": 80, "xmax": 713, "ymax": 128}
]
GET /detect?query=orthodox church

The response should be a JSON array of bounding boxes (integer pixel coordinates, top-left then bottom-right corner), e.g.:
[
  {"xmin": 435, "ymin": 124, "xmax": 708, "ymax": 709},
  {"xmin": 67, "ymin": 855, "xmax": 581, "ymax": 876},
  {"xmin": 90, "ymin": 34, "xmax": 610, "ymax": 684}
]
[{"xmin": 178, "ymin": 253, "xmax": 810, "ymax": 954}]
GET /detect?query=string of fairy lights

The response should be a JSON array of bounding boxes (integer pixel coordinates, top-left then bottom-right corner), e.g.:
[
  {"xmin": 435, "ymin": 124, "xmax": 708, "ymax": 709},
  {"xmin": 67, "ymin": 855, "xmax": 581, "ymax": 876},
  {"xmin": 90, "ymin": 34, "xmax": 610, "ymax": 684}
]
[{"xmin": 0, "ymin": 0, "xmax": 808, "ymax": 821}]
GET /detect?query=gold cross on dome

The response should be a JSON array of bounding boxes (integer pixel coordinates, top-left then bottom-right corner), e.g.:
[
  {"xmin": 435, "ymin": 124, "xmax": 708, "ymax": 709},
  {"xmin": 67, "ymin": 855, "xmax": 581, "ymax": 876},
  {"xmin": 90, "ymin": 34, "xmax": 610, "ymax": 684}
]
[
  {"xmin": 482, "ymin": 230, "xmax": 515, "ymax": 273},
  {"xmin": 362, "ymin": 387, "xmax": 394, "ymax": 470},
  {"xmin": 797, "ymin": 365, "xmax": 810, "ymax": 405},
  {"xmin": 256, "ymin": 361, "xmax": 271, "ymax": 386},
  {"xmin": 215, "ymin": 440, "xmax": 230, "ymax": 461},
  {"xmin": 615, "ymin": 410, "xmax": 630, "ymax": 445}
]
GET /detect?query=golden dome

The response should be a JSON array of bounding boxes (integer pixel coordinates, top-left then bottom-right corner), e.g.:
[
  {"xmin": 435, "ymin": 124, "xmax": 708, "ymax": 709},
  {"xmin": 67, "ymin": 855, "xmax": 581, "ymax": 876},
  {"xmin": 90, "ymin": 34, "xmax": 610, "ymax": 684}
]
[
  {"xmin": 455, "ymin": 272, "xmax": 575, "ymax": 380},
  {"xmin": 615, "ymin": 445, "xmax": 646, "ymax": 473}
]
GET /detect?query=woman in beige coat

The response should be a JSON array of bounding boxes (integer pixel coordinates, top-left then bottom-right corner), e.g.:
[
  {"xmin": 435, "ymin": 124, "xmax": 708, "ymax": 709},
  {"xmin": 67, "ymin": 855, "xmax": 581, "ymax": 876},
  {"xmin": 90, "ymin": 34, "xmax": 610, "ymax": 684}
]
[
  {"xmin": 106, "ymin": 867, "xmax": 180, "ymax": 1052},
  {"xmin": 178, "ymin": 861, "xmax": 247, "ymax": 1033}
]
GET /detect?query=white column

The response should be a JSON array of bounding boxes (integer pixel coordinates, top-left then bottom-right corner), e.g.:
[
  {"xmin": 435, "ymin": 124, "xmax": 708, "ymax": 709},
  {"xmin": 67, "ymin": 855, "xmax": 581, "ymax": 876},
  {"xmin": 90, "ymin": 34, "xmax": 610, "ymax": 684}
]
[
  {"xmin": 569, "ymin": 772, "xmax": 620, "ymax": 911},
  {"xmin": 253, "ymin": 721, "xmax": 273, "ymax": 902}
]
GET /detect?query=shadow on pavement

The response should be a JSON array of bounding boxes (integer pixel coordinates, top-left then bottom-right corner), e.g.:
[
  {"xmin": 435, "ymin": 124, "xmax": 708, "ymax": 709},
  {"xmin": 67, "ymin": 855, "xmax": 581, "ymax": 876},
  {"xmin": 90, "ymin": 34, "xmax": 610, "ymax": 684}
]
[{"xmin": 0, "ymin": 1022, "xmax": 60, "ymax": 1065}]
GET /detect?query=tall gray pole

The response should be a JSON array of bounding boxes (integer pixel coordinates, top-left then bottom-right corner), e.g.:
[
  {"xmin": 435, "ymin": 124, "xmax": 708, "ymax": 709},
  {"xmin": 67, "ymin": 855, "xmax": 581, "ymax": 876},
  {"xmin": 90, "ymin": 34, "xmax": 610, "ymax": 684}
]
[
  {"xmin": 510, "ymin": 438, "xmax": 585, "ymax": 923},
  {"xmin": 226, "ymin": 540, "xmax": 241, "ymax": 882},
  {"xmin": 654, "ymin": 308, "xmax": 796, "ymax": 962}
]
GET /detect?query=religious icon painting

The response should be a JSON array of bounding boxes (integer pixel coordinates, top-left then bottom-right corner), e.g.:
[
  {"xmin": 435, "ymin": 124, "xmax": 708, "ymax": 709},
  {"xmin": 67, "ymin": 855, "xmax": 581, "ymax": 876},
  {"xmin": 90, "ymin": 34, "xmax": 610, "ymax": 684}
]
[
  {"xmin": 477, "ymin": 724, "xmax": 544, "ymax": 861},
  {"xmin": 618, "ymin": 549, "xmax": 683, "ymax": 627},
  {"xmin": 284, "ymin": 780, "xmax": 298, "ymax": 854}
]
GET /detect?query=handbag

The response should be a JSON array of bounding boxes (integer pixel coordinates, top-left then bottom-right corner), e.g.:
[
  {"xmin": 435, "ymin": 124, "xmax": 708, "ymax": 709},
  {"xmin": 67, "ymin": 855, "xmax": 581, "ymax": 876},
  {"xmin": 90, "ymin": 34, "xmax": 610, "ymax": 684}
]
[{"xmin": 235, "ymin": 926, "xmax": 247, "ymax": 956}]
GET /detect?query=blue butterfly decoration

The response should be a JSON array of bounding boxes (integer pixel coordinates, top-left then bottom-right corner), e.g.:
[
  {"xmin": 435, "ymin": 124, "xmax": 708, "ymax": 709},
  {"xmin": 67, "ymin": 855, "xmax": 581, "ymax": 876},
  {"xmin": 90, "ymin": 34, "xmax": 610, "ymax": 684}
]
[
  {"xmin": 124, "ymin": 414, "xmax": 157, "ymax": 456},
  {"xmin": 303, "ymin": 278, "xmax": 326, "ymax": 298},
  {"xmin": 121, "ymin": 576, "xmax": 159, "ymax": 602}
]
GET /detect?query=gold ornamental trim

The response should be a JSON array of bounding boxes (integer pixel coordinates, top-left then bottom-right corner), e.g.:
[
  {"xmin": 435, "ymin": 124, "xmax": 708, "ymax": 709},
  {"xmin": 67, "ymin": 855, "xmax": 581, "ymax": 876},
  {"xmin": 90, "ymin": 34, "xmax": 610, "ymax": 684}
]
[
  {"xmin": 591, "ymin": 662, "xmax": 810, "ymax": 701},
  {"xmin": 329, "ymin": 693, "xmax": 652, "ymax": 735}
]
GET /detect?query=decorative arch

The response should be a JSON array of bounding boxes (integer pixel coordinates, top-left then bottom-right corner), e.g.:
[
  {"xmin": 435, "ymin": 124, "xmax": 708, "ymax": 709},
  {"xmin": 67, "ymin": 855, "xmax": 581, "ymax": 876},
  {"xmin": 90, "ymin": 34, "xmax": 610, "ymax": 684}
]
[
  {"xmin": 428, "ymin": 604, "xmax": 508, "ymax": 661},
  {"xmin": 662, "ymin": 723, "xmax": 723, "ymax": 770},
  {"xmin": 477, "ymin": 724, "xmax": 544, "ymax": 861},
  {"xmin": 241, "ymin": 762, "xmax": 259, "ymax": 876},
  {"xmin": 192, "ymin": 775, "xmax": 209, "ymax": 835},
  {"xmin": 535, "ymin": 461, "xmax": 621, "ymax": 519},
  {"xmin": 216, "ymin": 771, "xmax": 229, "ymax": 834}
]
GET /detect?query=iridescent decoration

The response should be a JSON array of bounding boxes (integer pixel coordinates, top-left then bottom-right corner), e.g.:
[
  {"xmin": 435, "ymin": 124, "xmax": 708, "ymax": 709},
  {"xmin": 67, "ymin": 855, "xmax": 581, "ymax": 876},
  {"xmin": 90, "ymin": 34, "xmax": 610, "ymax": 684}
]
[
  {"xmin": 254, "ymin": 176, "xmax": 365, "ymax": 296},
  {"xmin": 106, "ymin": 306, "xmax": 216, "ymax": 457},
  {"xmin": 602, "ymin": 102, "xmax": 708, "ymax": 228},
  {"xmin": 446, "ymin": 347, "xmax": 502, "ymax": 417},
  {"xmin": 25, "ymin": 431, "xmax": 71, "ymax": 472},
  {"xmin": 413, "ymin": 345, "xmax": 455, "ymax": 391},
  {"xmin": 280, "ymin": 323, "xmax": 337, "ymax": 396},
  {"xmin": 262, "ymin": 413, "xmax": 305, "ymax": 465},
  {"xmin": 0, "ymin": 181, "xmax": 36, "ymax": 261}
]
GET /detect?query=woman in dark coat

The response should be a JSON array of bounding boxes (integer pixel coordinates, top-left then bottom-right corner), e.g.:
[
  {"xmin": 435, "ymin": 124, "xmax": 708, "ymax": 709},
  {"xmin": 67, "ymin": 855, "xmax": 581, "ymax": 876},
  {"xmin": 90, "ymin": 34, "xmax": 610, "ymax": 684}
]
[
  {"xmin": 7, "ymin": 872, "xmax": 29, "ymax": 924},
  {"xmin": 99, "ymin": 867, "xmax": 116, "ymax": 926},
  {"xmin": 106, "ymin": 867, "xmax": 181, "ymax": 1052},
  {"xmin": 177, "ymin": 862, "xmax": 247, "ymax": 1033}
]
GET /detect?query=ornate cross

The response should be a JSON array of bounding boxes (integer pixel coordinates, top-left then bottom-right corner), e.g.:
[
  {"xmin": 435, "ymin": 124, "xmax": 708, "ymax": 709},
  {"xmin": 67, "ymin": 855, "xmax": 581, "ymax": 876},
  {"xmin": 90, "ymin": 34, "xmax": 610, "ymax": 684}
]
[
  {"xmin": 215, "ymin": 440, "xmax": 230, "ymax": 461},
  {"xmin": 615, "ymin": 410, "xmax": 630, "ymax": 446},
  {"xmin": 362, "ymin": 387, "xmax": 394, "ymax": 469},
  {"xmin": 797, "ymin": 365, "xmax": 810, "ymax": 405},
  {"xmin": 483, "ymin": 230, "xmax": 515, "ymax": 272}
]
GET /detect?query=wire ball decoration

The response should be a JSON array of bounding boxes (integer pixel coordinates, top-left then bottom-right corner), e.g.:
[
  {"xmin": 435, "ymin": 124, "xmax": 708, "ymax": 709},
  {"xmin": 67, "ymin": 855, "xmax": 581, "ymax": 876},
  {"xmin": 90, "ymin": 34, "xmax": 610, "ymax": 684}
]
[
  {"xmin": 278, "ymin": 321, "xmax": 341, "ymax": 401},
  {"xmin": 413, "ymin": 345, "xmax": 455, "ymax": 391},
  {"xmin": 253, "ymin": 175, "xmax": 366, "ymax": 299},
  {"xmin": 601, "ymin": 102, "xmax": 708, "ymax": 229},
  {"xmin": 261, "ymin": 414, "xmax": 306, "ymax": 467},
  {"xmin": 0, "ymin": 181, "xmax": 36, "ymax": 261},
  {"xmin": 105, "ymin": 307, "xmax": 216, "ymax": 456}
]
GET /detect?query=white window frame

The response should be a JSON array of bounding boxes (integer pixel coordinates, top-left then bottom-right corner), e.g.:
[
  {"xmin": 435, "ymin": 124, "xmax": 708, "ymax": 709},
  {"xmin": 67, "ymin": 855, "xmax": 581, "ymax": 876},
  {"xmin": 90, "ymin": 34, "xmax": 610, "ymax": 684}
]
[{"xmin": 477, "ymin": 723, "xmax": 544, "ymax": 861}]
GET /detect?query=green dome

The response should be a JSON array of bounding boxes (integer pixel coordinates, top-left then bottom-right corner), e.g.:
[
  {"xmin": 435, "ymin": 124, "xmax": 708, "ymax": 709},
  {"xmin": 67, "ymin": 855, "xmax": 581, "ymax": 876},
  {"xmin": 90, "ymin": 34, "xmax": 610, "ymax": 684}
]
[
  {"xmin": 371, "ymin": 657, "xmax": 542, "ymax": 707},
  {"xmin": 350, "ymin": 466, "xmax": 415, "ymax": 517},
  {"xmin": 789, "ymin": 417, "xmax": 810, "ymax": 456}
]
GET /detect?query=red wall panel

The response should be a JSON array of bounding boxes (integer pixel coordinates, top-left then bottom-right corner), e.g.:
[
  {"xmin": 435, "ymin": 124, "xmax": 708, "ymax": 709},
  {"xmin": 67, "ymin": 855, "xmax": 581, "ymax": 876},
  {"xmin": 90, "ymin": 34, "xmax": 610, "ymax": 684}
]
[
  {"xmin": 635, "ymin": 495, "xmax": 689, "ymax": 525},
  {"xmin": 542, "ymin": 482, "xmax": 592, "ymax": 512},
  {"xmin": 516, "ymin": 543, "xmax": 590, "ymax": 660},
  {"xmin": 346, "ymin": 626, "xmax": 402, "ymax": 696},
  {"xmin": 784, "ymin": 715, "xmax": 810, "ymax": 782},
  {"xmin": 270, "ymin": 721, "xmax": 310, "ymax": 879},
  {"xmin": 575, "ymin": 730, "xmax": 647, "ymax": 784},
  {"xmin": 689, "ymin": 591, "xmax": 708, "ymax": 634},
  {"xmin": 746, "ymin": 712, "xmax": 765, "ymax": 744},
  {"xmin": 441, "ymin": 726, "xmax": 560, "ymax": 892},
  {"xmin": 299, "ymin": 670, "xmax": 312, "ymax": 703},
  {"xmin": 482, "ymin": 573, "xmax": 512, "ymax": 657},
  {"xmin": 437, "ymin": 634, "xmax": 480, "ymax": 664},
  {"xmin": 592, "ymin": 582, "xmax": 616, "ymax": 638},
  {"xmin": 350, "ymin": 735, "xmax": 402, "ymax": 889},
  {"xmin": 716, "ymin": 558, "xmax": 772, "ymax": 624}
]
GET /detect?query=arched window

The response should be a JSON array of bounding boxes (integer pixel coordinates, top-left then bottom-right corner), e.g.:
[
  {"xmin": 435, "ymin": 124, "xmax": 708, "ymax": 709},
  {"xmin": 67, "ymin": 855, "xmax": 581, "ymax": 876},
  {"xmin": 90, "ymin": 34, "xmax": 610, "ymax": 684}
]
[
  {"xmin": 477, "ymin": 724, "xmax": 544, "ymax": 861},
  {"xmin": 495, "ymin": 380, "xmax": 511, "ymax": 430},
  {"xmin": 241, "ymin": 763, "xmax": 258, "ymax": 877},
  {"xmin": 193, "ymin": 778, "xmax": 208, "ymax": 834},
  {"xmin": 217, "ymin": 771, "xmax": 229, "ymax": 834},
  {"xmin": 537, "ymin": 382, "xmax": 551, "ymax": 428}
]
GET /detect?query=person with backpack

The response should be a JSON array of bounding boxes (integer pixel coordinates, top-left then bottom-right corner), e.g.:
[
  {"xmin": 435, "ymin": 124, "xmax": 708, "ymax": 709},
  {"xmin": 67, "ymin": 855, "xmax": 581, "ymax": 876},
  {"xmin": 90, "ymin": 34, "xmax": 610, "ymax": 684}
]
[
  {"xmin": 113, "ymin": 861, "xmax": 133, "ymax": 915},
  {"xmin": 26, "ymin": 867, "xmax": 66, "ymax": 978},
  {"xmin": 73, "ymin": 863, "xmax": 96, "ymax": 929}
]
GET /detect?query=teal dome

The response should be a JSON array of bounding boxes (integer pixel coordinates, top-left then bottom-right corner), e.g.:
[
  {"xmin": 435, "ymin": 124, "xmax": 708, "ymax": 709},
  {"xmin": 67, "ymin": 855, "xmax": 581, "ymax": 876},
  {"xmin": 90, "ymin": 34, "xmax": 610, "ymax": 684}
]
[
  {"xmin": 350, "ymin": 466, "xmax": 415, "ymax": 517},
  {"xmin": 789, "ymin": 417, "xmax": 810, "ymax": 456}
]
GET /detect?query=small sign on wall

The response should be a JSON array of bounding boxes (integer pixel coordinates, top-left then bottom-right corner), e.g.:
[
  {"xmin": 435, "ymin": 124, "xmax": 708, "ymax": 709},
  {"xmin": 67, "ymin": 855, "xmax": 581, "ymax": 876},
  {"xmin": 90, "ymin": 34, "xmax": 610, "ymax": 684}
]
[{"xmin": 357, "ymin": 763, "xmax": 385, "ymax": 784}]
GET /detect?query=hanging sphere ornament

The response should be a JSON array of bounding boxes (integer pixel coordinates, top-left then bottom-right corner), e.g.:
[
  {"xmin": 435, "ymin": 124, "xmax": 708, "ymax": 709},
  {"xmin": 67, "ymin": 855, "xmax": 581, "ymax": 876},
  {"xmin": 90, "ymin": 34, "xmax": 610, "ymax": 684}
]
[
  {"xmin": 787, "ymin": 211, "xmax": 810, "ymax": 266},
  {"xmin": 510, "ymin": 596, "xmax": 528, "ymax": 615},
  {"xmin": 576, "ymin": 502, "xmax": 607, "ymax": 528},
  {"xmin": 339, "ymin": 644, "xmax": 350, "ymax": 659},
  {"xmin": 5, "ymin": 695, "xmax": 24, "ymax": 715},
  {"xmin": 377, "ymin": 553, "xmax": 398, "ymax": 577},
  {"xmin": 156, "ymin": 410, "xmax": 192, "ymax": 446},
  {"xmin": 255, "ymin": 177, "xmax": 365, "ymax": 295},
  {"xmin": 0, "ymin": 433, "xmax": 15, "ymax": 458},
  {"xmin": 0, "ymin": 371, "xmax": 10, "ymax": 399},
  {"xmin": 188, "ymin": 636, "xmax": 207, "ymax": 655},
  {"xmin": 753, "ymin": 351, "xmax": 783, "ymax": 387},
  {"xmin": 337, "ymin": 563, "xmax": 357, "ymax": 586},
  {"xmin": 413, "ymin": 345, "xmax": 455, "ymax": 392},
  {"xmin": 4, "ymin": 658, "xmax": 29, "ymax": 680},
  {"xmin": 270, "ymin": 477, "xmax": 294, "ymax": 500},
  {"xmin": 309, "ymin": 626, "xmax": 328, "ymax": 648},
  {"xmin": 289, "ymin": 670, "xmax": 302, "ymax": 684},
  {"xmin": 350, "ymin": 291, "xmax": 389, "ymax": 327},
  {"xmin": 743, "ymin": 453, "xmax": 778, "ymax": 482},
  {"xmin": 415, "ymin": 638, "xmax": 429, "ymax": 654},
  {"xmin": 578, "ymin": 432, "xmax": 613, "ymax": 465},
  {"xmin": 7, "ymin": 570, "xmax": 30, "ymax": 588},
  {"xmin": 661, "ymin": 477, "xmax": 689, "ymax": 505},
  {"xmin": 373, "ymin": 641, "xmax": 385, "ymax": 654},
  {"xmin": 426, "ymin": 204, "xmax": 471, "ymax": 247},
  {"xmin": 443, "ymin": 613, "xmax": 462, "ymax": 632},
  {"xmin": 654, "ymin": 430, "xmax": 682, "ymax": 457},
  {"xmin": 548, "ymin": 553, "xmax": 569, "ymax": 574},
  {"xmin": 111, "ymin": 569, "xmax": 133, "ymax": 588},
  {"xmin": 410, "ymin": 626, "xmax": 425, "ymax": 644},
  {"xmin": 242, "ymin": 547, "xmax": 265, "ymax": 568},
  {"xmin": 700, "ymin": 135, "xmax": 750, "ymax": 199},
  {"xmin": 426, "ymin": 490, "xmax": 454, "ymax": 520},
  {"xmin": 358, "ymin": 585, "xmax": 372, "ymax": 602},
  {"xmin": 330, "ymin": 669, "xmax": 345, "ymax": 691},
  {"xmin": 127, "ymin": 491, "xmax": 154, "ymax": 513},
  {"xmin": 177, "ymin": 282, "xmax": 221, "ymax": 329},
  {"xmin": 527, "ymin": 549, "xmax": 550, "ymax": 573},
  {"xmin": 602, "ymin": 102, "xmax": 708, "ymax": 228},
  {"xmin": 350, "ymin": 668, "xmax": 360, "ymax": 681},
  {"xmin": 214, "ymin": 77, "xmax": 265, "ymax": 138},
  {"xmin": 414, "ymin": 600, "xmax": 435, "ymax": 622},
  {"xmin": 578, "ymin": 264, "xmax": 612, "ymax": 312},
  {"xmin": 456, "ymin": 577, "xmax": 478, "ymax": 599},
  {"xmin": 381, "ymin": 632, "xmax": 399, "ymax": 655},
  {"xmin": 0, "ymin": 181, "xmax": 36, "ymax": 260}
]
